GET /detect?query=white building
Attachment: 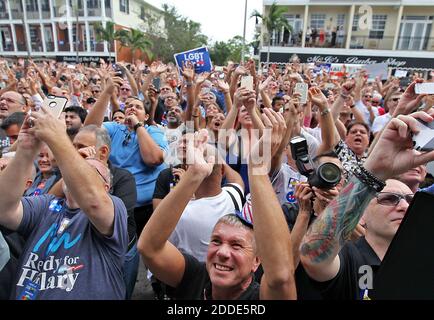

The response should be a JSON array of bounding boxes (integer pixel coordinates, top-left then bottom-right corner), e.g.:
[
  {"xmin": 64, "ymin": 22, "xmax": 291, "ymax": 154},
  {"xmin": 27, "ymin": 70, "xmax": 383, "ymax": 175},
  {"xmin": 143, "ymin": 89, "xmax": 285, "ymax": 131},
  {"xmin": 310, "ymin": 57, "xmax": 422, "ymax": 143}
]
[
  {"xmin": 0, "ymin": 0, "xmax": 165, "ymax": 63},
  {"xmin": 257, "ymin": 0, "xmax": 434, "ymax": 73}
]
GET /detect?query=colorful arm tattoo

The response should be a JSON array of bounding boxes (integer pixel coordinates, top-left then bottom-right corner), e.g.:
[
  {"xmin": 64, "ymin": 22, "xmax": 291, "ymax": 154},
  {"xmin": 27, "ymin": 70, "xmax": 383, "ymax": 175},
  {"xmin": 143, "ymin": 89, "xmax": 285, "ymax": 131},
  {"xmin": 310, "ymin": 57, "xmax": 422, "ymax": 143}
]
[{"xmin": 300, "ymin": 175, "xmax": 376, "ymax": 264}]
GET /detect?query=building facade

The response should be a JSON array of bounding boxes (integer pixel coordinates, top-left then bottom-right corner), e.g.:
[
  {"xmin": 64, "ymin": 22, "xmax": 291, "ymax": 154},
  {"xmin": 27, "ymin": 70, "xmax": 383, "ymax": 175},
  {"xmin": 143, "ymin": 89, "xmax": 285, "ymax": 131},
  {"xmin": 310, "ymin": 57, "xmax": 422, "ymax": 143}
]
[
  {"xmin": 0, "ymin": 0, "xmax": 164, "ymax": 63},
  {"xmin": 257, "ymin": 0, "xmax": 434, "ymax": 72}
]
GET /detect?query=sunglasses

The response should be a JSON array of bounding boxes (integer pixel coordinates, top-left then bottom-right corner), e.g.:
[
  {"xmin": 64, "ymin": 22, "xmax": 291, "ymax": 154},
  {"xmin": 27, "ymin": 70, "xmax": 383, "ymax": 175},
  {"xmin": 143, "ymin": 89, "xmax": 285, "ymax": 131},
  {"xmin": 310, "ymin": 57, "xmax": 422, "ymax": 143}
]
[
  {"xmin": 376, "ymin": 192, "xmax": 413, "ymax": 206},
  {"xmin": 122, "ymin": 130, "xmax": 132, "ymax": 146},
  {"xmin": 391, "ymin": 98, "xmax": 400, "ymax": 102},
  {"xmin": 364, "ymin": 95, "xmax": 372, "ymax": 98},
  {"xmin": 120, "ymin": 88, "xmax": 131, "ymax": 91},
  {"xmin": 92, "ymin": 90, "xmax": 100, "ymax": 93},
  {"xmin": 371, "ymin": 100, "xmax": 380, "ymax": 104}
]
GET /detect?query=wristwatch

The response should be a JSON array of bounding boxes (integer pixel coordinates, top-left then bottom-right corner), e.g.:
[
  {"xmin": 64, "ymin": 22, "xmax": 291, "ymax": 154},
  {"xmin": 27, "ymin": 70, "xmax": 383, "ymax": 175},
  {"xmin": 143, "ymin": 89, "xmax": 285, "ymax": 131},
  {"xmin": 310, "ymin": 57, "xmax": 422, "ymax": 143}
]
[{"xmin": 133, "ymin": 122, "xmax": 144, "ymax": 131}]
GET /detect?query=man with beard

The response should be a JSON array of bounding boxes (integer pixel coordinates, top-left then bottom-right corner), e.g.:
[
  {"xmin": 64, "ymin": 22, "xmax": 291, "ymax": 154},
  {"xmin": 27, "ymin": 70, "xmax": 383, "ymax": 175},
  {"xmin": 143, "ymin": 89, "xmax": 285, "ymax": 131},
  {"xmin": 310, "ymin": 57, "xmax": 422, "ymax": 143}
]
[
  {"xmin": 64, "ymin": 106, "xmax": 87, "ymax": 140},
  {"xmin": 162, "ymin": 105, "xmax": 185, "ymax": 166}
]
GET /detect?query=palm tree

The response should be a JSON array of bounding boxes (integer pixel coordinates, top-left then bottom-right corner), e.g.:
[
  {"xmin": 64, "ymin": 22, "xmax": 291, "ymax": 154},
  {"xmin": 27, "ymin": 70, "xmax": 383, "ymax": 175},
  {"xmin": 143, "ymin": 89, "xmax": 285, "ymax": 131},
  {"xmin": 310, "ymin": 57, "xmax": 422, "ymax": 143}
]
[
  {"xmin": 251, "ymin": 2, "xmax": 292, "ymax": 68},
  {"xmin": 117, "ymin": 29, "xmax": 153, "ymax": 62},
  {"xmin": 95, "ymin": 21, "xmax": 118, "ymax": 63}
]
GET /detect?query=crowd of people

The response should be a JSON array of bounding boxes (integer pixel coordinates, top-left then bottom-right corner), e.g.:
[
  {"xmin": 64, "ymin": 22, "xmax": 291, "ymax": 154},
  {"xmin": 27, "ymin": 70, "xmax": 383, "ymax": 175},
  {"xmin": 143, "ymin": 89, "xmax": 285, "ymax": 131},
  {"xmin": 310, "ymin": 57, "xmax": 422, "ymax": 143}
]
[{"xmin": 0, "ymin": 54, "xmax": 433, "ymax": 300}]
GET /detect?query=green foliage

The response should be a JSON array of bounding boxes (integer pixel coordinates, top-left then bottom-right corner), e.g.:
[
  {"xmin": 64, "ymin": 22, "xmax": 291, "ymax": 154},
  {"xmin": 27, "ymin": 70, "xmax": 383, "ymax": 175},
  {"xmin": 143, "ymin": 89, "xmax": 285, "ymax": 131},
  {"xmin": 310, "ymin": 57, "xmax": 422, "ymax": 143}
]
[
  {"xmin": 141, "ymin": 4, "xmax": 208, "ymax": 63},
  {"xmin": 117, "ymin": 28, "xmax": 153, "ymax": 60},
  {"xmin": 210, "ymin": 36, "xmax": 251, "ymax": 65}
]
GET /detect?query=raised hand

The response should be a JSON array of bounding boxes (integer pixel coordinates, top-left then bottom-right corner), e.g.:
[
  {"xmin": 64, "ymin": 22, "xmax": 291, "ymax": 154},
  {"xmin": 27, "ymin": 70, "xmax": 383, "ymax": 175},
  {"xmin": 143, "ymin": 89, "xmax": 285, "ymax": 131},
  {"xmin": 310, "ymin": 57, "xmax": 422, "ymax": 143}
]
[
  {"xmin": 393, "ymin": 79, "xmax": 426, "ymax": 116},
  {"xmin": 195, "ymin": 72, "xmax": 211, "ymax": 86},
  {"xmin": 180, "ymin": 61, "xmax": 195, "ymax": 81},
  {"xmin": 186, "ymin": 130, "xmax": 215, "ymax": 178},
  {"xmin": 216, "ymin": 79, "xmax": 229, "ymax": 93},
  {"xmin": 258, "ymin": 76, "xmax": 273, "ymax": 92},
  {"xmin": 309, "ymin": 87, "xmax": 329, "ymax": 111},
  {"xmin": 365, "ymin": 111, "xmax": 434, "ymax": 181},
  {"xmin": 295, "ymin": 183, "xmax": 314, "ymax": 215}
]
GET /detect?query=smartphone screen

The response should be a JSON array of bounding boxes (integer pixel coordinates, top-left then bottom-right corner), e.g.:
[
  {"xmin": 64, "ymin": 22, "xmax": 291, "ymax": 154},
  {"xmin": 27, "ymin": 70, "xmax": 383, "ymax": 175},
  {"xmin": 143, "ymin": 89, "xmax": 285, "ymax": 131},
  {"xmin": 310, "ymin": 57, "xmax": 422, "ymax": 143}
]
[
  {"xmin": 42, "ymin": 96, "xmax": 68, "ymax": 119},
  {"xmin": 412, "ymin": 119, "xmax": 434, "ymax": 151},
  {"xmin": 152, "ymin": 77, "xmax": 161, "ymax": 91},
  {"xmin": 241, "ymin": 75, "xmax": 254, "ymax": 91},
  {"xmin": 294, "ymin": 82, "xmax": 308, "ymax": 104},
  {"xmin": 415, "ymin": 83, "xmax": 434, "ymax": 95}
]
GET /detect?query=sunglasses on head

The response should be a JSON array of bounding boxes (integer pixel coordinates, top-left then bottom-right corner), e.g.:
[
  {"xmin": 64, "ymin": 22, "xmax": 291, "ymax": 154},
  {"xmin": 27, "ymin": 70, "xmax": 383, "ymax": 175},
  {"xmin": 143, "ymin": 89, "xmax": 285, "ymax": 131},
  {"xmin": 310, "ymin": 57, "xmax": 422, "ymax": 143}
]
[{"xmin": 376, "ymin": 192, "xmax": 413, "ymax": 206}]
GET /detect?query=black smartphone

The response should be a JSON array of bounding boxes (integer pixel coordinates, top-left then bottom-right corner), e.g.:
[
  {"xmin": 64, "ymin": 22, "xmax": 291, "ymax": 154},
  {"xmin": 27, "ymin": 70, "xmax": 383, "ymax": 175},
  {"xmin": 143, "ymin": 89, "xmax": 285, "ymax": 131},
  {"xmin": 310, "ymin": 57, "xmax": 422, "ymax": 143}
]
[{"xmin": 152, "ymin": 77, "xmax": 161, "ymax": 91}]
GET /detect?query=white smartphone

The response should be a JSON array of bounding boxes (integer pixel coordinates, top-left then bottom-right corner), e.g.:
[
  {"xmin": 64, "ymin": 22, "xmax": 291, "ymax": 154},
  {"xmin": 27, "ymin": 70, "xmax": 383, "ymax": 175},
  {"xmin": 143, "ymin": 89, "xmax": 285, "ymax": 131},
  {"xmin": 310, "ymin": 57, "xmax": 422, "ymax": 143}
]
[
  {"xmin": 42, "ymin": 95, "xmax": 68, "ymax": 119},
  {"xmin": 241, "ymin": 75, "xmax": 254, "ymax": 91},
  {"xmin": 415, "ymin": 83, "xmax": 434, "ymax": 95},
  {"xmin": 214, "ymin": 66, "xmax": 224, "ymax": 72},
  {"xmin": 294, "ymin": 82, "xmax": 308, "ymax": 104},
  {"xmin": 413, "ymin": 119, "xmax": 434, "ymax": 151}
]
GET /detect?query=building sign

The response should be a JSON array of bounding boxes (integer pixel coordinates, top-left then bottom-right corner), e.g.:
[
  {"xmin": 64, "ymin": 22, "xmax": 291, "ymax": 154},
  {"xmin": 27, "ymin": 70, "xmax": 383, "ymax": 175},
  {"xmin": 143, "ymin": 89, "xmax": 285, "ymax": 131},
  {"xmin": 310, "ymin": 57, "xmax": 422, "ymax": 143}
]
[
  {"xmin": 56, "ymin": 56, "xmax": 111, "ymax": 63},
  {"xmin": 260, "ymin": 52, "xmax": 434, "ymax": 69}
]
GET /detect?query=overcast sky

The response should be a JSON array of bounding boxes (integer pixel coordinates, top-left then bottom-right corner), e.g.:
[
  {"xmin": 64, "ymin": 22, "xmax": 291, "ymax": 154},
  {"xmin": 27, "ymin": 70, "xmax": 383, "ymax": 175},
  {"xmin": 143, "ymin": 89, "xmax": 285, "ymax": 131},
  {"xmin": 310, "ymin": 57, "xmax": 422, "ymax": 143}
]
[{"xmin": 145, "ymin": 0, "xmax": 263, "ymax": 43}]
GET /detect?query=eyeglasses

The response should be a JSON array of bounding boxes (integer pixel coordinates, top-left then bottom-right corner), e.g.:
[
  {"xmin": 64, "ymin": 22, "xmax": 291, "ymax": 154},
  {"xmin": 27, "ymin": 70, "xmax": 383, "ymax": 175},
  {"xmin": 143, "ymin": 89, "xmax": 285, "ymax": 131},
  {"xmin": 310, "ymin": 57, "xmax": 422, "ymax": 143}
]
[
  {"xmin": 391, "ymin": 98, "xmax": 400, "ymax": 102},
  {"xmin": 120, "ymin": 88, "xmax": 131, "ymax": 91},
  {"xmin": 376, "ymin": 192, "xmax": 414, "ymax": 206},
  {"xmin": 0, "ymin": 96, "xmax": 24, "ymax": 105},
  {"xmin": 92, "ymin": 90, "xmax": 100, "ymax": 94},
  {"xmin": 161, "ymin": 88, "xmax": 171, "ymax": 91},
  {"xmin": 364, "ymin": 95, "xmax": 372, "ymax": 98},
  {"xmin": 371, "ymin": 100, "xmax": 380, "ymax": 104},
  {"xmin": 122, "ymin": 130, "xmax": 132, "ymax": 146}
]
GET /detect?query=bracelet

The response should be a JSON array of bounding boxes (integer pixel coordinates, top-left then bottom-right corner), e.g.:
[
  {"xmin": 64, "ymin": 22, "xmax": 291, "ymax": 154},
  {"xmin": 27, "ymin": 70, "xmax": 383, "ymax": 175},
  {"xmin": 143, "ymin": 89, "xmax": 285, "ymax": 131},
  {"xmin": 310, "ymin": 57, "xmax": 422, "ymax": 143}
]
[
  {"xmin": 133, "ymin": 122, "xmax": 144, "ymax": 131},
  {"xmin": 353, "ymin": 165, "xmax": 386, "ymax": 193},
  {"xmin": 340, "ymin": 93, "xmax": 349, "ymax": 99},
  {"xmin": 320, "ymin": 108, "xmax": 330, "ymax": 116}
]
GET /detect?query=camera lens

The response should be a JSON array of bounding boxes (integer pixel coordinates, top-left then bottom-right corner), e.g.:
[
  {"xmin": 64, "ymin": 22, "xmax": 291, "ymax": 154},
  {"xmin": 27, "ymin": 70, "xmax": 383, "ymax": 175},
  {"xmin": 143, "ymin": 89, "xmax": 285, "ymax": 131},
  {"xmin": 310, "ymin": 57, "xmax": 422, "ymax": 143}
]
[{"xmin": 318, "ymin": 163, "xmax": 341, "ymax": 185}]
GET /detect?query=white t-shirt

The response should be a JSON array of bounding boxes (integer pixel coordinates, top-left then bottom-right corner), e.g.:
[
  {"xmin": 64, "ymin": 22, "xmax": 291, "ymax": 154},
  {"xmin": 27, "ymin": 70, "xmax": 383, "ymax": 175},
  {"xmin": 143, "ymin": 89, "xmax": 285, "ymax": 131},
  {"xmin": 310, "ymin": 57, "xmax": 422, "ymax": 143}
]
[
  {"xmin": 161, "ymin": 123, "xmax": 185, "ymax": 166},
  {"xmin": 304, "ymin": 126, "xmax": 322, "ymax": 144},
  {"xmin": 271, "ymin": 163, "xmax": 308, "ymax": 206},
  {"xmin": 169, "ymin": 183, "xmax": 244, "ymax": 262},
  {"xmin": 355, "ymin": 100, "xmax": 380, "ymax": 128},
  {"xmin": 371, "ymin": 113, "xmax": 392, "ymax": 134}
]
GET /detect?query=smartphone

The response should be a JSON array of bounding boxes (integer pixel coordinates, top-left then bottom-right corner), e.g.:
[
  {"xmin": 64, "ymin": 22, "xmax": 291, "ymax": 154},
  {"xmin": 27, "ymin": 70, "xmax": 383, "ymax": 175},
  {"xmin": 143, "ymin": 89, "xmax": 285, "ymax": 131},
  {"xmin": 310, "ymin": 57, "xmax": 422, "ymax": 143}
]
[
  {"xmin": 113, "ymin": 64, "xmax": 125, "ymax": 77},
  {"xmin": 413, "ymin": 119, "xmax": 434, "ymax": 151},
  {"xmin": 294, "ymin": 82, "xmax": 308, "ymax": 104},
  {"xmin": 415, "ymin": 83, "xmax": 434, "ymax": 95},
  {"xmin": 200, "ymin": 87, "xmax": 211, "ymax": 95},
  {"xmin": 15, "ymin": 72, "xmax": 23, "ymax": 80},
  {"xmin": 241, "ymin": 75, "xmax": 254, "ymax": 91},
  {"xmin": 42, "ymin": 95, "xmax": 68, "ymax": 119},
  {"xmin": 152, "ymin": 77, "xmax": 161, "ymax": 91},
  {"xmin": 214, "ymin": 66, "xmax": 224, "ymax": 72}
]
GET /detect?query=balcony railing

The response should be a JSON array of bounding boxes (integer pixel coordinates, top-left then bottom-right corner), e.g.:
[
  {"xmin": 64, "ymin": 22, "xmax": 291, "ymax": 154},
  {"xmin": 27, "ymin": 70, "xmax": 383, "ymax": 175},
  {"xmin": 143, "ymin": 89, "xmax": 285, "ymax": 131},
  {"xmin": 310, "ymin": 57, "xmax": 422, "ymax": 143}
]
[{"xmin": 265, "ymin": 34, "xmax": 434, "ymax": 51}]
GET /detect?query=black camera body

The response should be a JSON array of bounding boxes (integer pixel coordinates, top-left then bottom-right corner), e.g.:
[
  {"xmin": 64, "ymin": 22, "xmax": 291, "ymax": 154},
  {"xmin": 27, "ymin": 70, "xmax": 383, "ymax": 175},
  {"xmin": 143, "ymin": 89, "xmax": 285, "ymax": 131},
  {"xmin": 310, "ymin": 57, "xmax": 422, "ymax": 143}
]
[{"xmin": 290, "ymin": 136, "xmax": 341, "ymax": 189}]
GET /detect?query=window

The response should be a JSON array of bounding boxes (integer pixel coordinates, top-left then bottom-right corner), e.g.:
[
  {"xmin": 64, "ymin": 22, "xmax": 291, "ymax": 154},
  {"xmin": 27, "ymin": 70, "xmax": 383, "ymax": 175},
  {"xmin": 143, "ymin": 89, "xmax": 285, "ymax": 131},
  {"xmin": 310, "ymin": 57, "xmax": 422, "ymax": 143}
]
[
  {"xmin": 369, "ymin": 15, "xmax": 387, "ymax": 39},
  {"xmin": 141, "ymin": 6, "xmax": 145, "ymax": 20},
  {"xmin": 337, "ymin": 14, "xmax": 345, "ymax": 28},
  {"xmin": 41, "ymin": 0, "xmax": 49, "ymax": 11},
  {"xmin": 26, "ymin": 0, "xmax": 38, "ymax": 11},
  {"xmin": 87, "ymin": 0, "xmax": 100, "ymax": 9},
  {"xmin": 120, "ymin": 0, "xmax": 129, "ymax": 13},
  {"xmin": 310, "ymin": 14, "xmax": 326, "ymax": 30},
  {"xmin": 353, "ymin": 14, "xmax": 359, "ymax": 31}
]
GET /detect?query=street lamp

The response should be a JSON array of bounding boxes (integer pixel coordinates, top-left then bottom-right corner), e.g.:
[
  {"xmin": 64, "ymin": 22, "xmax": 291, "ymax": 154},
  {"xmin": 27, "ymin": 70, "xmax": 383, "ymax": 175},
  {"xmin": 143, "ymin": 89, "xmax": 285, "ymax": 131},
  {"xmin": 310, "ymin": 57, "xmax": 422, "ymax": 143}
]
[{"xmin": 241, "ymin": 0, "xmax": 248, "ymax": 63}]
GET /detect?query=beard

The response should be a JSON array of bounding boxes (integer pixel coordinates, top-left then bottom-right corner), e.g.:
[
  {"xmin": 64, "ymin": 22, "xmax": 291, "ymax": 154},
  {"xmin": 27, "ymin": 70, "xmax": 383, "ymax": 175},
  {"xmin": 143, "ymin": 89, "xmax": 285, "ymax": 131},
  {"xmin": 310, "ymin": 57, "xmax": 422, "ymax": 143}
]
[{"xmin": 66, "ymin": 126, "xmax": 80, "ymax": 137}]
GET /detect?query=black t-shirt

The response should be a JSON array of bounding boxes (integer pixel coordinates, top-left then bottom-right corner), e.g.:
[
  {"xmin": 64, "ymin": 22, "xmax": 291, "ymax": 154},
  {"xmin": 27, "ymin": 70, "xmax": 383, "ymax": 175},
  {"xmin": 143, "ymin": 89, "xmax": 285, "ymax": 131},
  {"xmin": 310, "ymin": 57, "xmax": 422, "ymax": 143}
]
[
  {"xmin": 0, "ymin": 227, "xmax": 25, "ymax": 300},
  {"xmin": 310, "ymin": 237, "xmax": 381, "ymax": 300},
  {"xmin": 174, "ymin": 253, "xmax": 260, "ymax": 300},
  {"xmin": 110, "ymin": 163, "xmax": 137, "ymax": 244},
  {"xmin": 153, "ymin": 166, "xmax": 182, "ymax": 200}
]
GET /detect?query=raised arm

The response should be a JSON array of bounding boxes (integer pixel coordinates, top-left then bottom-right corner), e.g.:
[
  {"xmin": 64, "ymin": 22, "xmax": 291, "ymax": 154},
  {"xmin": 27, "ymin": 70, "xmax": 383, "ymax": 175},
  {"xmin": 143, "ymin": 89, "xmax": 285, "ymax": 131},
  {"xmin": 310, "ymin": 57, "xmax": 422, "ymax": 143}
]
[
  {"xmin": 138, "ymin": 131, "xmax": 213, "ymax": 288},
  {"xmin": 300, "ymin": 110, "xmax": 434, "ymax": 282},
  {"xmin": 248, "ymin": 108, "xmax": 296, "ymax": 300},
  {"xmin": 0, "ymin": 116, "xmax": 40, "ymax": 230},
  {"xmin": 30, "ymin": 108, "xmax": 115, "ymax": 236},
  {"xmin": 84, "ymin": 75, "xmax": 122, "ymax": 127}
]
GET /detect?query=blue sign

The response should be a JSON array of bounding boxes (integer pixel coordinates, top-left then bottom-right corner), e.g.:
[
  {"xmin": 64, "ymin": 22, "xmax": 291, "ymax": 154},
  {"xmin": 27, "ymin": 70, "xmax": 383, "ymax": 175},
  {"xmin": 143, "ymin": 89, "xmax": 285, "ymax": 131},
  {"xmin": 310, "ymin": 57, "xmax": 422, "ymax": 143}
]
[{"xmin": 174, "ymin": 46, "xmax": 213, "ymax": 74}]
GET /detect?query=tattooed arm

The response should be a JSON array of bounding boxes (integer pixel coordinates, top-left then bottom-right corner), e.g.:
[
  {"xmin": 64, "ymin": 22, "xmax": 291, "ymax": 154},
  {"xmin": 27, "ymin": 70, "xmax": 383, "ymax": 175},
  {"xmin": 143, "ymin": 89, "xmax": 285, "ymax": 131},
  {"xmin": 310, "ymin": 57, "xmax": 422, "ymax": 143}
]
[
  {"xmin": 300, "ymin": 175, "xmax": 376, "ymax": 281},
  {"xmin": 301, "ymin": 111, "xmax": 434, "ymax": 282}
]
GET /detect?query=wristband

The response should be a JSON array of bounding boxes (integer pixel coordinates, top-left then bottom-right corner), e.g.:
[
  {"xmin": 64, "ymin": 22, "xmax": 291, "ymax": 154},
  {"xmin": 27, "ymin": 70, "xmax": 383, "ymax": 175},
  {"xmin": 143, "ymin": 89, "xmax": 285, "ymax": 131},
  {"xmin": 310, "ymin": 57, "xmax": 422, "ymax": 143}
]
[
  {"xmin": 320, "ymin": 108, "xmax": 330, "ymax": 116},
  {"xmin": 134, "ymin": 122, "xmax": 144, "ymax": 131},
  {"xmin": 353, "ymin": 165, "xmax": 386, "ymax": 193}
]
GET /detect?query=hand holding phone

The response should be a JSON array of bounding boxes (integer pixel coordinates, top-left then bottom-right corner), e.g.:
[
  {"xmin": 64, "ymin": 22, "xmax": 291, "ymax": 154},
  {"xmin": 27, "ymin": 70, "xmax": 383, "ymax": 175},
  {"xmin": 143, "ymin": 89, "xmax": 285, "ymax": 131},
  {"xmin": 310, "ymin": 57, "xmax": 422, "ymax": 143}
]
[
  {"xmin": 294, "ymin": 82, "xmax": 308, "ymax": 104},
  {"xmin": 42, "ymin": 95, "xmax": 68, "ymax": 119},
  {"xmin": 241, "ymin": 75, "xmax": 254, "ymax": 91},
  {"xmin": 412, "ymin": 119, "xmax": 434, "ymax": 151}
]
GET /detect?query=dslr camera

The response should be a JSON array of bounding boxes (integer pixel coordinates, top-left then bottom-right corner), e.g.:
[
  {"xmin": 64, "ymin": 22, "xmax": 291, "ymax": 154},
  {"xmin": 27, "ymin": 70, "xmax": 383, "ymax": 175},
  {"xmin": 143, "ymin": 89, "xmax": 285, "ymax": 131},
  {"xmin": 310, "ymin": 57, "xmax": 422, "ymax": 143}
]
[{"xmin": 290, "ymin": 136, "xmax": 341, "ymax": 189}]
